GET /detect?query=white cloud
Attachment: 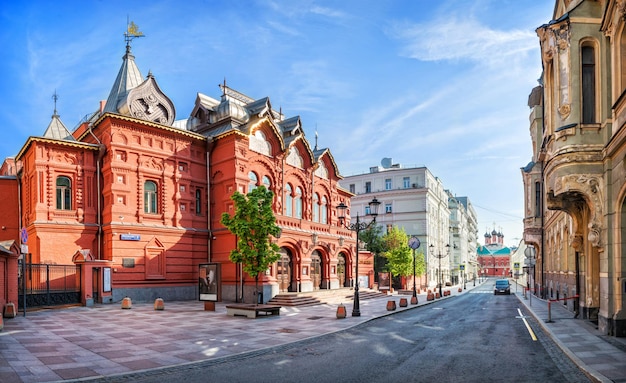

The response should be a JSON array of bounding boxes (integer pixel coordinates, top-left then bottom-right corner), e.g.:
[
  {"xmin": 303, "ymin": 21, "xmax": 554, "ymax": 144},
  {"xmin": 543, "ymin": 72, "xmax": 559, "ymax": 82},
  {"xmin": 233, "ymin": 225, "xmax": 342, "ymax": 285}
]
[{"xmin": 391, "ymin": 17, "xmax": 537, "ymax": 68}]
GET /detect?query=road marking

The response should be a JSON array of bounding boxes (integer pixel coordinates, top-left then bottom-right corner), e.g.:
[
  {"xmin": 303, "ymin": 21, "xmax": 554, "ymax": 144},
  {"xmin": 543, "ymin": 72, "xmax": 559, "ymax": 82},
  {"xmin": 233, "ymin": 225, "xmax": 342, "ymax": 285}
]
[{"xmin": 518, "ymin": 308, "xmax": 537, "ymax": 341}]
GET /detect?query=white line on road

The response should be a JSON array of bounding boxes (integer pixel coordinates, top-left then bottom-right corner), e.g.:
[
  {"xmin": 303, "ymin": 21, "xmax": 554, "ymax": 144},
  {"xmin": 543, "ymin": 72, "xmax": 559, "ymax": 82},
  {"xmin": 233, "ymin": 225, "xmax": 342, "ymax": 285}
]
[{"xmin": 518, "ymin": 307, "xmax": 537, "ymax": 341}]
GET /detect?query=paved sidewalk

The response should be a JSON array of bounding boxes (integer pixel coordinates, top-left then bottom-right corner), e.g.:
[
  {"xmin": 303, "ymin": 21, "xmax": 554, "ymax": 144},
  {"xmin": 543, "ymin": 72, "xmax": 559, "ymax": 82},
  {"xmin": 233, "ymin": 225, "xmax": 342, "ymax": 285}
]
[
  {"xmin": 1, "ymin": 280, "xmax": 625, "ymax": 382},
  {"xmin": 0, "ymin": 288, "xmax": 447, "ymax": 383},
  {"xmin": 514, "ymin": 287, "xmax": 626, "ymax": 383}
]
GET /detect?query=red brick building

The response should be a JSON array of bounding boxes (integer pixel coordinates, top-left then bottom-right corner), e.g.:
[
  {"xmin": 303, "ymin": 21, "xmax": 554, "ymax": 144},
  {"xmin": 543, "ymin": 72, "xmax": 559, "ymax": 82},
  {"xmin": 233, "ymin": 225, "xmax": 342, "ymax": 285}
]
[
  {"xmin": 477, "ymin": 229, "xmax": 512, "ymax": 278},
  {"xmin": 0, "ymin": 37, "xmax": 358, "ymax": 306}
]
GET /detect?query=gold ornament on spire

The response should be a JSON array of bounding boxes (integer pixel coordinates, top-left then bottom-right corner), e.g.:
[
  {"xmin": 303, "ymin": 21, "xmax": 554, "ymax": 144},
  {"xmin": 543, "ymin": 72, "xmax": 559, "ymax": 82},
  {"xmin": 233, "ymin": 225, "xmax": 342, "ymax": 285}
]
[{"xmin": 124, "ymin": 19, "xmax": 145, "ymax": 47}]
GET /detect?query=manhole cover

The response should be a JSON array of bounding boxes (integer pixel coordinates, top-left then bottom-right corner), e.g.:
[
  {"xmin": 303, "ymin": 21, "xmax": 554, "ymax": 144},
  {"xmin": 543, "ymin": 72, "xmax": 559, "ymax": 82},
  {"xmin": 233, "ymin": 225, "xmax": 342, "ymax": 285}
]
[{"xmin": 307, "ymin": 316, "xmax": 323, "ymax": 320}]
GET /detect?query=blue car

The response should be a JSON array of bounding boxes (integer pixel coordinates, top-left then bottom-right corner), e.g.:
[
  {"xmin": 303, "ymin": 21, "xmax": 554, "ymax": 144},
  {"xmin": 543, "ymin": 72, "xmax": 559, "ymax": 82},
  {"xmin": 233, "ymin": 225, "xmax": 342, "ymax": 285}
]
[{"xmin": 494, "ymin": 279, "xmax": 511, "ymax": 295}]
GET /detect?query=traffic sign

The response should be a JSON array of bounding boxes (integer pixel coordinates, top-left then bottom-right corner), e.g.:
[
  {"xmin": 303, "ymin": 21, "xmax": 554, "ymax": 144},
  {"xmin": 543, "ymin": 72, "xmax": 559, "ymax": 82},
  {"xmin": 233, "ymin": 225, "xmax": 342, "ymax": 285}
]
[
  {"xmin": 514, "ymin": 262, "xmax": 520, "ymax": 269},
  {"xmin": 20, "ymin": 228, "xmax": 28, "ymax": 244},
  {"xmin": 408, "ymin": 237, "xmax": 420, "ymax": 250}
]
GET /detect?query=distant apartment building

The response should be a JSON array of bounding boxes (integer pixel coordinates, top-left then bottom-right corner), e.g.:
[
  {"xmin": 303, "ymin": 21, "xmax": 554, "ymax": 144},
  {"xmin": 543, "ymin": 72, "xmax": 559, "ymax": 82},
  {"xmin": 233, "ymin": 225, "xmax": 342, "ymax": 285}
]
[{"xmin": 339, "ymin": 159, "xmax": 478, "ymax": 289}]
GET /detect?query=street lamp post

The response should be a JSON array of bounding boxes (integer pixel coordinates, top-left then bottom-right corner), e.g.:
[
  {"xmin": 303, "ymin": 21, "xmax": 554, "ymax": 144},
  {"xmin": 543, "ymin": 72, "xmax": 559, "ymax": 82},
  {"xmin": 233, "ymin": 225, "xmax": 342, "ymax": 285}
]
[
  {"xmin": 337, "ymin": 197, "xmax": 380, "ymax": 317},
  {"xmin": 408, "ymin": 236, "xmax": 421, "ymax": 304},
  {"xmin": 429, "ymin": 243, "xmax": 450, "ymax": 298}
]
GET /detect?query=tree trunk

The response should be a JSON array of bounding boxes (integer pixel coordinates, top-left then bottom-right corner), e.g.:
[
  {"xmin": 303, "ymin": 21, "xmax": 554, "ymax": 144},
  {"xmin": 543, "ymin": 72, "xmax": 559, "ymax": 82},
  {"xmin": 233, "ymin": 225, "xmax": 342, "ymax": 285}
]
[{"xmin": 255, "ymin": 275, "xmax": 259, "ymax": 306}]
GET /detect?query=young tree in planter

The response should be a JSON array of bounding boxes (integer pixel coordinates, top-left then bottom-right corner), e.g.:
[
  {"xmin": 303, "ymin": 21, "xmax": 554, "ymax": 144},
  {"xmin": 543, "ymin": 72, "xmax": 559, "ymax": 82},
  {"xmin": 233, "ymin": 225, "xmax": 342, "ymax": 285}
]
[
  {"xmin": 382, "ymin": 226, "xmax": 413, "ymax": 289},
  {"xmin": 220, "ymin": 186, "xmax": 281, "ymax": 305}
]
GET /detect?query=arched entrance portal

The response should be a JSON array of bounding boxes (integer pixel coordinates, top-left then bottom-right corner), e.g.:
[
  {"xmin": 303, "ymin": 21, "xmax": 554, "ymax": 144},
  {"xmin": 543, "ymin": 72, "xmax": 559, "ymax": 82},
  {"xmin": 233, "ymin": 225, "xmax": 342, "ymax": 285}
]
[
  {"xmin": 311, "ymin": 251, "xmax": 323, "ymax": 290},
  {"xmin": 278, "ymin": 248, "xmax": 293, "ymax": 292},
  {"xmin": 337, "ymin": 253, "xmax": 346, "ymax": 287}
]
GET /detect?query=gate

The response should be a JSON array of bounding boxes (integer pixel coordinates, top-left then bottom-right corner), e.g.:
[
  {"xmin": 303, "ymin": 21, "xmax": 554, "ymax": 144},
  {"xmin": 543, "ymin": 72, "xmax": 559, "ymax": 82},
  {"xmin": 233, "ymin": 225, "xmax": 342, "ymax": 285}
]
[{"xmin": 18, "ymin": 262, "xmax": 81, "ymax": 309}]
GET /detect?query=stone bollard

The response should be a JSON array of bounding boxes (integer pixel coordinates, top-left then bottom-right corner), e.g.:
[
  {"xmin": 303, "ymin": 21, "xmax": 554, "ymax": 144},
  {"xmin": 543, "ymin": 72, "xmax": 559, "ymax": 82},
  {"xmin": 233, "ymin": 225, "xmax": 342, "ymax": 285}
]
[
  {"xmin": 386, "ymin": 300, "xmax": 397, "ymax": 311},
  {"xmin": 458, "ymin": 287, "xmax": 462, "ymax": 293},
  {"xmin": 154, "ymin": 298, "xmax": 165, "ymax": 310},
  {"xmin": 435, "ymin": 292, "xmax": 440, "ymax": 299},
  {"xmin": 3, "ymin": 302, "xmax": 16, "ymax": 318},
  {"xmin": 427, "ymin": 293, "xmax": 435, "ymax": 301},
  {"xmin": 336, "ymin": 303, "xmax": 346, "ymax": 319},
  {"xmin": 121, "ymin": 296, "xmax": 132, "ymax": 309},
  {"xmin": 410, "ymin": 296, "xmax": 418, "ymax": 305},
  {"xmin": 399, "ymin": 298, "xmax": 408, "ymax": 307}
]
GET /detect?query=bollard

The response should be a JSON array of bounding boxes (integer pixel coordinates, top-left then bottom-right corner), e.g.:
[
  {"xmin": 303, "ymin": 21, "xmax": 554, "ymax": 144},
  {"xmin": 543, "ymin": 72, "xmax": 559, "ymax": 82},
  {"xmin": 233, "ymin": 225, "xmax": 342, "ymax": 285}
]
[
  {"xmin": 386, "ymin": 300, "xmax": 397, "ymax": 311},
  {"xmin": 410, "ymin": 296, "xmax": 418, "ymax": 305},
  {"xmin": 154, "ymin": 298, "xmax": 165, "ymax": 310},
  {"xmin": 399, "ymin": 298, "xmax": 408, "ymax": 307},
  {"xmin": 547, "ymin": 300, "xmax": 553, "ymax": 323},
  {"xmin": 121, "ymin": 296, "xmax": 132, "ymax": 309},
  {"xmin": 336, "ymin": 303, "xmax": 347, "ymax": 319},
  {"xmin": 3, "ymin": 302, "xmax": 16, "ymax": 318}
]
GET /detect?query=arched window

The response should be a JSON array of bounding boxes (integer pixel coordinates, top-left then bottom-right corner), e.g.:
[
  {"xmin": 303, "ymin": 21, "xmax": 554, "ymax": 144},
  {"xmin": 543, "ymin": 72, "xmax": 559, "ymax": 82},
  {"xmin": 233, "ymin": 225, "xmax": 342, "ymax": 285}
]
[
  {"xmin": 248, "ymin": 172, "xmax": 258, "ymax": 193},
  {"xmin": 295, "ymin": 187, "xmax": 303, "ymax": 218},
  {"xmin": 285, "ymin": 184, "xmax": 293, "ymax": 217},
  {"xmin": 195, "ymin": 189, "xmax": 202, "ymax": 216},
  {"xmin": 144, "ymin": 180, "xmax": 158, "ymax": 214},
  {"xmin": 56, "ymin": 176, "xmax": 72, "ymax": 210},
  {"xmin": 262, "ymin": 175, "xmax": 271, "ymax": 189},
  {"xmin": 321, "ymin": 196, "xmax": 328, "ymax": 224},
  {"xmin": 581, "ymin": 44, "xmax": 596, "ymax": 124},
  {"xmin": 313, "ymin": 193, "xmax": 320, "ymax": 222}
]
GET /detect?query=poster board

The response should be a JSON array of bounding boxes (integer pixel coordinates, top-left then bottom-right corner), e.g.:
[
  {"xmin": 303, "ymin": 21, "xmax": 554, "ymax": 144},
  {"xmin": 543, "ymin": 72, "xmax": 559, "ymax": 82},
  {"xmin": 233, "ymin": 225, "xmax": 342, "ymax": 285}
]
[
  {"xmin": 199, "ymin": 263, "xmax": 220, "ymax": 302},
  {"xmin": 103, "ymin": 267, "xmax": 111, "ymax": 293}
]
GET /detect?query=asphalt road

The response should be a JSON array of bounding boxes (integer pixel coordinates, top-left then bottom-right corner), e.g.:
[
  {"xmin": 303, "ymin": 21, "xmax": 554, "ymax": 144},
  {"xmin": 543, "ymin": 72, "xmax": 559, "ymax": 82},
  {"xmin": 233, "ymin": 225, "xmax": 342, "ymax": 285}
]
[{"xmin": 88, "ymin": 284, "xmax": 591, "ymax": 383}]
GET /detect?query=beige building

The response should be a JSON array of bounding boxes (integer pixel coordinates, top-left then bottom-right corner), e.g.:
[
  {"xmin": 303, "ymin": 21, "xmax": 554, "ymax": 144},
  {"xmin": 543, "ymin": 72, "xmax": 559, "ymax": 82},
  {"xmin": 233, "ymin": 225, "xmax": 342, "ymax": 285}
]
[
  {"xmin": 522, "ymin": 0, "xmax": 626, "ymax": 336},
  {"xmin": 339, "ymin": 159, "xmax": 478, "ymax": 289}
]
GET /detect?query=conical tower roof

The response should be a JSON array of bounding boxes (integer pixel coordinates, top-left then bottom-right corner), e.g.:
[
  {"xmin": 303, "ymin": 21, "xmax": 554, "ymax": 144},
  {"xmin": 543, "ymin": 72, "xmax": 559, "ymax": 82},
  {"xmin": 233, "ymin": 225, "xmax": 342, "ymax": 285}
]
[
  {"xmin": 102, "ymin": 44, "xmax": 143, "ymax": 114},
  {"xmin": 42, "ymin": 93, "xmax": 75, "ymax": 141}
]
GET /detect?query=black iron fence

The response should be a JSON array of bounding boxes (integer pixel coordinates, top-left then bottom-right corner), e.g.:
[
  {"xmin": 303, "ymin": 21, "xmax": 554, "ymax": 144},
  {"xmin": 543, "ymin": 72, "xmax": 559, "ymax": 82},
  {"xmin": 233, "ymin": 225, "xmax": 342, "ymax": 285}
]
[{"xmin": 18, "ymin": 262, "xmax": 81, "ymax": 309}]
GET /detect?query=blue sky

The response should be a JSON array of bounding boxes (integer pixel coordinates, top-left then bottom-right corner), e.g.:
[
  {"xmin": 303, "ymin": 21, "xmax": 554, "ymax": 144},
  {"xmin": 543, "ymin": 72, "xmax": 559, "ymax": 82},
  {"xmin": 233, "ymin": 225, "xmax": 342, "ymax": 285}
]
[{"xmin": 0, "ymin": 1, "xmax": 554, "ymax": 246}]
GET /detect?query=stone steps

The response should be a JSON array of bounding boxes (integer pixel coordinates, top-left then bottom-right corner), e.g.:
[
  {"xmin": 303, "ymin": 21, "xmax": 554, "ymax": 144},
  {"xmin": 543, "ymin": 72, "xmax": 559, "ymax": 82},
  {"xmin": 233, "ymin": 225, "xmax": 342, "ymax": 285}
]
[{"xmin": 268, "ymin": 288, "xmax": 387, "ymax": 307}]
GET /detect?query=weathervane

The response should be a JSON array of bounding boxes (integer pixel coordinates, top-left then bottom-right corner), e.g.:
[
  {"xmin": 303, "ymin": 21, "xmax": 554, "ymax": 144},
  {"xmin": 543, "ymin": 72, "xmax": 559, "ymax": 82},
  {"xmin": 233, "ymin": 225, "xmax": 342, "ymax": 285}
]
[{"xmin": 124, "ymin": 18, "xmax": 144, "ymax": 48}]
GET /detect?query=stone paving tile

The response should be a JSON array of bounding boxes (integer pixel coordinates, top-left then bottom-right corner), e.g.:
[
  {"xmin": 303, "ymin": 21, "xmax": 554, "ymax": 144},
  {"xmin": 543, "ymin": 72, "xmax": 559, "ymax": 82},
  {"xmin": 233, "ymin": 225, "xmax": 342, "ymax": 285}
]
[{"xmin": 2, "ymin": 286, "xmax": 625, "ymax": 382}]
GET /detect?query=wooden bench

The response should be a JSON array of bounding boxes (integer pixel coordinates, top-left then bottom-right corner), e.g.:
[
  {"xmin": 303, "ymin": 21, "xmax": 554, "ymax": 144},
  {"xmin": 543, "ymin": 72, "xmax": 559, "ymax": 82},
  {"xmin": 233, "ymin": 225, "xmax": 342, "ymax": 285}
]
[{"xmin": 226, "ymin": 304, "xmax": 282, "ymax": 318}]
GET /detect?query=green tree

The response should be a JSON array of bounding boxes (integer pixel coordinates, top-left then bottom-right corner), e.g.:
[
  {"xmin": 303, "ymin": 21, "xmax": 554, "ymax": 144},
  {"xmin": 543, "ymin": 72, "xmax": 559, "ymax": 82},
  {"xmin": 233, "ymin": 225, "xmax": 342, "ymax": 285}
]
[
  {"xmin": 221, "ymin": 186, "xmax": 281, "ymax": 305},
  {"xmin": 412, "ymin": 250, "xmax": 427, "ymax": 286},
  {"xmin": 382, "ymin": 227, "xmax": 413, "ymax": 289},
  {"xmin": 360, "ymin": 223, "xmax": 387, "ymax": 277}
]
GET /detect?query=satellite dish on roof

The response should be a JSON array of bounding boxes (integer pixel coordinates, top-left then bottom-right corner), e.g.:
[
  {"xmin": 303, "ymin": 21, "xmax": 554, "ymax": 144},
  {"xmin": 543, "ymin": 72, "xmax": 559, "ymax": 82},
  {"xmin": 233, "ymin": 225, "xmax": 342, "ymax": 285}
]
[{"xmin": 381, "ymin": 158, "xmax": 392, "ymax": 169}]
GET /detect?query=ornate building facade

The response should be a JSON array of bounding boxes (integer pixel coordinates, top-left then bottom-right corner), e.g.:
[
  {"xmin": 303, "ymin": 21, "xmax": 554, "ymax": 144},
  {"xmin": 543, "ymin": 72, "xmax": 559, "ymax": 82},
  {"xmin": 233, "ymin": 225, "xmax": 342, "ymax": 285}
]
[
  {"xmin": 0, "ymin": 33, "xmax": 354, "ymax": 306},
  {"xmin": 522, "ymin": 0, "xmax": 626, "ymax": 336}
]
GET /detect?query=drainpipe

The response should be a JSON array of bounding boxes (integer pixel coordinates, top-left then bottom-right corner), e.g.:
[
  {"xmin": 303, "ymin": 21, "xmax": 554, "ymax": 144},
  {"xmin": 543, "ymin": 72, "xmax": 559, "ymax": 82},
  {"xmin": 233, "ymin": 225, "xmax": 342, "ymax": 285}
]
[
  {"xmin": 575, "ymin": 250, "xmax": 580, "ymax": 317},
  {"xmin": 16, "ymin": 167, "xmax": 25, "ymax": 317},
  {"xmin": 206, "ymin": 137, "xmax": 216, "ymax": 263},
  {"xmin": 88, "ymin": 125, "xmax": 106, "ymax": 259}
]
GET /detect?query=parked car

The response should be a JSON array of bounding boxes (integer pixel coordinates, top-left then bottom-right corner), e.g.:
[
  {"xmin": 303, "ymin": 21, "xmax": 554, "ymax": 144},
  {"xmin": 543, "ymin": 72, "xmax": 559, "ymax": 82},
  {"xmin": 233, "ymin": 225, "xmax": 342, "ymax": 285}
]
[{"xmin": 494, "ymin": 279, "xmax": 511, "ymax": 295}]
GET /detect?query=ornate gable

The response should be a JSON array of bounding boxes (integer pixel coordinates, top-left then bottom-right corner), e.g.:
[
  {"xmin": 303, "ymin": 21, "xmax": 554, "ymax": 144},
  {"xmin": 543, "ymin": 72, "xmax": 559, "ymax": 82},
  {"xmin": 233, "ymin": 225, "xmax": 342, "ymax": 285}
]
[{"xmin": 119, "ymin": 73, "xmax": 176, "ymax": 126}]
